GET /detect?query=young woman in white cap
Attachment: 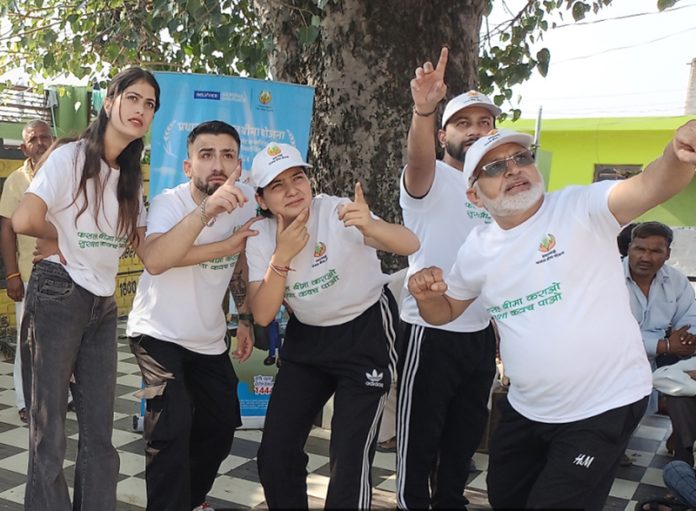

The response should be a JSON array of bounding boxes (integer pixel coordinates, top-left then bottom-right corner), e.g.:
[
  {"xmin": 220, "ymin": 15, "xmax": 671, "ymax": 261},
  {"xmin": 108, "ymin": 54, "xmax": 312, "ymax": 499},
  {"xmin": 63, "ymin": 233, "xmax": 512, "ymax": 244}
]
[{"xmin": 246, "ymin": 142, "xmax": 419, "ymax": 509}]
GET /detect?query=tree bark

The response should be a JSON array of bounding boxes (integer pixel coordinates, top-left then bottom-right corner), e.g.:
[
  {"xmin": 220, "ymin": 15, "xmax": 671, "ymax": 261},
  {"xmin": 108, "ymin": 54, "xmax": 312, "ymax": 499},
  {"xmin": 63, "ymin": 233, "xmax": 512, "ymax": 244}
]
[{"xmin": 252, "ymin": 0, "xmax": 486, "ymax": 270}]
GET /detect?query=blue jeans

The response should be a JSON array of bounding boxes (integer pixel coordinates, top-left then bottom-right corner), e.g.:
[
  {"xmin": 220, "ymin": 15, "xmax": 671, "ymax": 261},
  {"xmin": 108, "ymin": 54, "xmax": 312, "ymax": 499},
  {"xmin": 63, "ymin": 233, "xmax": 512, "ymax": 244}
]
[
  {"xmin": 664, "ymin": 460, "xmax": 696, "ymax": 507},
  {"xmin": 23, "ymin": 261, "xmax": 119, "ymax": 511}
]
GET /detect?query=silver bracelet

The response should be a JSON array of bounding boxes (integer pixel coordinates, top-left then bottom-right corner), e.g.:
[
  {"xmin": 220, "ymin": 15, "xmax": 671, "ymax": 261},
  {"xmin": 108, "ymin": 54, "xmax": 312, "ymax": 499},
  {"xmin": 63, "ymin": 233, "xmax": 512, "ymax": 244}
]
[{"xmin": 199, "ymin": 197, "xmax": 216, "ymax": 227}]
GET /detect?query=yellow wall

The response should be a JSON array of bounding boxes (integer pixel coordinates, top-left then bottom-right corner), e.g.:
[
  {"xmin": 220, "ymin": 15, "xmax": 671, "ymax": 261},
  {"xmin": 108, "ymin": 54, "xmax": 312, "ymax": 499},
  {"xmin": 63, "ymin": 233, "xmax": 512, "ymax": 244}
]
[{"xmin": 503, "ymin": 116, "xmax": 696, "ymax": 226}]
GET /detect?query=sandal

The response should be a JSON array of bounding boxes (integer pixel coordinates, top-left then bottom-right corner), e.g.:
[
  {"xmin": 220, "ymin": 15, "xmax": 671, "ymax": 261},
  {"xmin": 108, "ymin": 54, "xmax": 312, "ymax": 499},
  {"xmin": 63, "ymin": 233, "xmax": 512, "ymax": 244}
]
[{"xmin": 635, "ymin": 498, "xmax": 690, "ymax": 511}]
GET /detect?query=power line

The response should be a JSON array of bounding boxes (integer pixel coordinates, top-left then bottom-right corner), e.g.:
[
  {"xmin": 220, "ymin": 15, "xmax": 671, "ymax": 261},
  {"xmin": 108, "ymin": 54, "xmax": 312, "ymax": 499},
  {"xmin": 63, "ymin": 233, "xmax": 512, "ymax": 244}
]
[
  {"xmin": 552, "ymin": 26, "xmax": 696, "ymax": 64},
  {"xmin": 481, "ymin": 2, "xmax": 696, "ymax": 44},
  {"xmin": 553, "ymin": 3, "xmax": 696, "ymax": 28},
  {"xmin": 509, "ymin": 88, "xmax": 687, "ymax": 102}
]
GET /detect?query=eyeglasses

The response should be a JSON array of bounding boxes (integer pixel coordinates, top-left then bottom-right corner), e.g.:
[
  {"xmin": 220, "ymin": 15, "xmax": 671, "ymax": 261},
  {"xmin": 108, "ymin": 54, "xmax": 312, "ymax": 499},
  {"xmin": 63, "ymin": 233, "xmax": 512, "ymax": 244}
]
[{"xmin": 470, "ymin": 150, "xmax": 536, "ymax": 186}]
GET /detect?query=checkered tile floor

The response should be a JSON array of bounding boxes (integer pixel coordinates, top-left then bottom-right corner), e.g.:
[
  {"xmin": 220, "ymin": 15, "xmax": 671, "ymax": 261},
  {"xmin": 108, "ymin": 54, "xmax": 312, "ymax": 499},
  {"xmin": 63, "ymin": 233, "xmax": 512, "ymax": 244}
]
[{"xmin": 0, "ymin": 320, "xmax": 678, "ymax": 510}]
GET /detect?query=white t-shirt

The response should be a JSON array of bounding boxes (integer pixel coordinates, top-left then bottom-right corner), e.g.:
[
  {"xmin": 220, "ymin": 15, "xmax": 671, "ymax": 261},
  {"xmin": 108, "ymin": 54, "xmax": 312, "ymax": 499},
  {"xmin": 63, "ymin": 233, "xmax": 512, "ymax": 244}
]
[
  {"xmin": 27, "ymin": 141, "xmax": 146, "ymax": 296},
  {"xmin": 399, "ymin": 160, "xmax": 491, "ymax": 332},
  {"xmin": 126, "ymin": 182, "xmax": 257, "ymax": 355},
  {"xmin": 446, "ymin": 181, "xmax": 652, "ymax": 423},
  {"xmin": 246, "ymin": 194, "xmax": 388, "ymax": 326}
]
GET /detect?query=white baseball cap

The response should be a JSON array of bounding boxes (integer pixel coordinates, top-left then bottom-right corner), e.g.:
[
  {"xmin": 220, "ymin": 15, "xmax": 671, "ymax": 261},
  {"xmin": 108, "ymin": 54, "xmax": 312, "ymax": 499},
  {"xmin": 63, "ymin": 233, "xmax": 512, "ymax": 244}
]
[
  {"xmin": 463, "ymin": 129, "xmax": 534, "ymax": 185},
  {"xmin": 441, "ymin": 90, "xmax": 501, "ymax": 128},
  {"xmin": 251, "ymin": 142, "xmax": 312, "ymax": 189}
]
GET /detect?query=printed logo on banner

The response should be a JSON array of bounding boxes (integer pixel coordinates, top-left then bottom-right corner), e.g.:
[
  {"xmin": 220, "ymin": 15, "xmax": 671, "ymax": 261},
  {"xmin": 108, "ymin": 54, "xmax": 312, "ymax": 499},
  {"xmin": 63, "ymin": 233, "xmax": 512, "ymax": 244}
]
[
  {"xmin": 194, "ymin": 90, "xmax": 221, "ymax": 100},
  {"xmin": 256, "ymin": 90, "xmax": 274, "ymax": 112},
  {"xmin": 259, "ymin": 90, "xmax": 272, "ymax": 105},
  {"xmin": 221, "ymin": 91, "xmax": 247, "ymax": 102},
  {"xmin": 253, "ymin": 375, "xmax": 274, "ymax": 395}
]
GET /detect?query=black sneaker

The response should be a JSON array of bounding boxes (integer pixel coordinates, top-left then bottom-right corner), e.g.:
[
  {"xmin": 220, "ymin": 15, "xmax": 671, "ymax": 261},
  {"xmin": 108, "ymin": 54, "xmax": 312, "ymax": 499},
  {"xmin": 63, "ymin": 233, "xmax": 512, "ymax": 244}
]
[{"xmin": 263, "ymin": 356, "xmax": 276, "ymax": 366}]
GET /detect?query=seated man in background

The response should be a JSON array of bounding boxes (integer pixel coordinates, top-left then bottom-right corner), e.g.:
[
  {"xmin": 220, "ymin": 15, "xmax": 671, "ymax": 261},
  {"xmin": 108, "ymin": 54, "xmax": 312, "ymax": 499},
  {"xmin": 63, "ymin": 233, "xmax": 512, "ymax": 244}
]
[{"xmin": 624, "ymin": 221, "xmax": 696, "ymax": 414}]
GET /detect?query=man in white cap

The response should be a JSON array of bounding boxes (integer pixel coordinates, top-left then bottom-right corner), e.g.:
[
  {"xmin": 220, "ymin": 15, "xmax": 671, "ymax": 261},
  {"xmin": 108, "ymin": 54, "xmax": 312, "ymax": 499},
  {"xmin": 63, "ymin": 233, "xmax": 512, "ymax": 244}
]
[
  {"xmin": 396, "ymin": 47, "xmax": 499, "ymax": 509},
  {"xmin": 407, "ymin": 121, "xmax": 696, "ymax": 508}
]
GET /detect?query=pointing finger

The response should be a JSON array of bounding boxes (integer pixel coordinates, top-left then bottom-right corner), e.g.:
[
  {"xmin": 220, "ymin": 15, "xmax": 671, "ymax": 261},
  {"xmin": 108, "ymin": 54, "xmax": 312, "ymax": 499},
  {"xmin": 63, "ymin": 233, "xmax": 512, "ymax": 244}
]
[
  {"xmin": 354, "ymin": 181, "xmax": 366, "ymax": 204},
  {"xmin": 225, "ymin": 165, "xmax": 240, "ymax": 185},
  {"xmin": 435, "ymin": 46, "xmax": 449, "ymax": 74}
]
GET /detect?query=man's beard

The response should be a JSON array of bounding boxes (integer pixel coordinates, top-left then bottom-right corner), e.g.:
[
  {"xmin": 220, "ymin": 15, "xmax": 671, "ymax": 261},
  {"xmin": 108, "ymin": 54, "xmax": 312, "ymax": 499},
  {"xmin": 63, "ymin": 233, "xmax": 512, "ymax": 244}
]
[
  {"xmin": 476, "ymin": 180, "xmax": 545, "ymax": 218},
  {"xmin": 445, "ymin": 140, "xmax": 468, "ymax": 163},
  {"xmin": 193, "ymin": 177, "xmax": 221, "ymax": 196}
]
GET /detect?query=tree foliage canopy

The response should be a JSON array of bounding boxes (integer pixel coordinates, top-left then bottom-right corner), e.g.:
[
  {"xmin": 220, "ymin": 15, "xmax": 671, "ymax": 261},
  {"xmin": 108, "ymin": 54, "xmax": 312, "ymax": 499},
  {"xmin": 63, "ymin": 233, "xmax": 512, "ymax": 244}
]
[
  {"xmin": 0, "ymin": 0, "xmax": 678, "ymax": 114},
  {"xmin": 0, "ymin": 0, "xmax": 681, "ymax": 272}
]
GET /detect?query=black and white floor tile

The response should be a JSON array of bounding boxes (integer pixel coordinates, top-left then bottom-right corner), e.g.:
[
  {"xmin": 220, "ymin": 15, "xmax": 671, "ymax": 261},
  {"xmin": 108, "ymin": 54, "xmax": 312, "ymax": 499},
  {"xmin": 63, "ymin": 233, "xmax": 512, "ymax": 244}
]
[{"xmin": 0, "ymin": 321, "xmax": 677, "ymax": 510}]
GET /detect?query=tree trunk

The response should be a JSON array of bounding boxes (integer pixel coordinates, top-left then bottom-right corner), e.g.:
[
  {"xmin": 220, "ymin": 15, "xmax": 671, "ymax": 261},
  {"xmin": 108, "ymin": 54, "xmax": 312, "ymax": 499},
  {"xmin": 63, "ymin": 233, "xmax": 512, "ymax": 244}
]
[{"xmin": 252, "ymin": 0, "xmax": 485, "ymax": 271}]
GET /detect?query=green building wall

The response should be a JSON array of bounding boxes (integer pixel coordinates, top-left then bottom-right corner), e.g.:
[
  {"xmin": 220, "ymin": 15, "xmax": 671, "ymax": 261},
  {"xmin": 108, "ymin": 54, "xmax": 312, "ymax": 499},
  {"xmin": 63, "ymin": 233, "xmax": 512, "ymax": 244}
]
[
  {"xmin": 0, "ymin": 85, "xmax": 90, "ymax": 144},
  {"xmin": 502, "ymin": 116, "xmax": 696, "ymax": 226}
]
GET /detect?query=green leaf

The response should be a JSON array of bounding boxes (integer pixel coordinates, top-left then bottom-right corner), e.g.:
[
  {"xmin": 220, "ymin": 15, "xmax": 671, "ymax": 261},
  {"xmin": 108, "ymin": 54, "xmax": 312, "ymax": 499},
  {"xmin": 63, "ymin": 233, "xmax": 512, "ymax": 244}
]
[
  {"xmin": 43, "ymin": 52, "xmax": 55, "ymax": 68},
  {"xmin": 536, "ymin": 48, "xmax": 551, "ymax": 77},
  {"xmin": 572, "ymin": 2, "xmax": 589, "ymax": 21},
  {"xmin": 298, "ymin": 25, "xmax": 319, "ymax": 46},
  {"xmin": 657, "ymin": 0, "xmax": 678, "ymax": 10}
]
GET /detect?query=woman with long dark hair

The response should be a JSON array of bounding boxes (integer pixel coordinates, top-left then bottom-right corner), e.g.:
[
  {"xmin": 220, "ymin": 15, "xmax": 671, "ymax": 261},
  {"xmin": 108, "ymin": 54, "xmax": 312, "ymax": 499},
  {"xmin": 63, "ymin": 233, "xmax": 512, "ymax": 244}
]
[{"xmin": 12, "ymin": 67, "xmax": 160, "ymax": 511}]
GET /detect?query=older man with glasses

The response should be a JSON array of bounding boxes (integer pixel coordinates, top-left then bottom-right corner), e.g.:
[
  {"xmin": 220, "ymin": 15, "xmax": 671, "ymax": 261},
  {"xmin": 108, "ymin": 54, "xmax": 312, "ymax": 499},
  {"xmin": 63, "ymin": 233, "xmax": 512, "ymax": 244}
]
[{"xmin": 408, "ymin": 123, "xmax": 696, "ymax": 510}]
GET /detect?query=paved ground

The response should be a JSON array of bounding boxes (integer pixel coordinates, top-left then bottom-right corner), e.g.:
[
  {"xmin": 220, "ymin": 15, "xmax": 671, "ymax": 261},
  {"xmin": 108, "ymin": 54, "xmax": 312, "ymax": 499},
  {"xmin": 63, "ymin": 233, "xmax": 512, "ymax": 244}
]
[{"xmin": 0, "ymin": 320, "xmax": 677, "ymax": 509}]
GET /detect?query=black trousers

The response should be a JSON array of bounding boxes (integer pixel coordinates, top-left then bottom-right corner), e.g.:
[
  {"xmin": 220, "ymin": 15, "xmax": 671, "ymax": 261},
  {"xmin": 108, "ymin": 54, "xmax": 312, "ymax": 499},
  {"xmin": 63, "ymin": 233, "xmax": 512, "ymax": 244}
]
[
  {"xmin": 667, "ymin": 395, "xmax": 696, "ymax": 466},
  {"xmin": 130, "ymin": 335, "xmax": 241, "ymax": 511},
  {"xmin": 257, "ymin": 288, "xmax": 397, "ymax": 510},
  {"xmin": 487, "ymin": 395, "xmax": 648, "ymax": 510},
  {"xmin": 395, "ymin": 322, "xmax": 496, "ymax": 509}
]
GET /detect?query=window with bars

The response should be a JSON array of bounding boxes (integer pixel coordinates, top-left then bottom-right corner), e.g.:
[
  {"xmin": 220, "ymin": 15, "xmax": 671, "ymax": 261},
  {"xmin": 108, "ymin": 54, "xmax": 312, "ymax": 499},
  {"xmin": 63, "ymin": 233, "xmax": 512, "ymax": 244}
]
[{"xmin": 593, "ymin": 164, "xmax": 642, "ymax": 182}]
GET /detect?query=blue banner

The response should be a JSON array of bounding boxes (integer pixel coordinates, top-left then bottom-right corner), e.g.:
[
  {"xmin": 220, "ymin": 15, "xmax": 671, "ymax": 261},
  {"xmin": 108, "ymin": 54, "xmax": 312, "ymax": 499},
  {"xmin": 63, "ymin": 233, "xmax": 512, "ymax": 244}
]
[
  {"xmin": 149, "ymin": 72, "xmax": 314, "ymax": 427},
  {"xmin": 150, "ymin": 72, "xmax": 315, "ymax": 198}
]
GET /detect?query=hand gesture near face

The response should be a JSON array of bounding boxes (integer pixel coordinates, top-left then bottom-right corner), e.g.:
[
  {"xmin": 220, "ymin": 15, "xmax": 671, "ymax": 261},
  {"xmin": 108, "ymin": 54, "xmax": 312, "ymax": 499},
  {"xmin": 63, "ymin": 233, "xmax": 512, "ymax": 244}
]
[
  {"xmin": 673, "ymin": 120, "xmax": 696, "ymax": 165},
  {"xmin": 204, "ymin": 164, "xmax": 248, "ymax": 216},
  {"xmin": 273, "ymin": 208, "xmax": 310, "ymax": 264},
  {"xmin": 408, "ymin": 266, "xmax": 448, "ymax": 302},
  {"xmin": 222, "ymin": 216, "xmax": 262, "ymax": 256},
  {"xmin": 338, "ymin": 181, "xmax": 375, "ymax": 236},
  {"xmin": 411, "ymin": 47, "xmax": 449, "ymax": 114}
]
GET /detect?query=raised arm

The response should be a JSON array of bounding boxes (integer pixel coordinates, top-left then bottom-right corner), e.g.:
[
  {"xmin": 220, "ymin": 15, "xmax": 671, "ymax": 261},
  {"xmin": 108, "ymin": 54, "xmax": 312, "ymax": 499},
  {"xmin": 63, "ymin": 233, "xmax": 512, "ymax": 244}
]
[
  {"xmin": 609, "ymin": 120, "xmax": 696, "ymax": 226},
  {"xmin": 408, "ymin": 266, "xmax": 474, "ymax": 325},
  {"xmin": 338, "ymin": 182, "xmax": 419, "ymax": 255},
  {"xmin": 138, "ymin": 170, "xmax": 249, "ymax": 275},
  {"xmin": 403, "ymin": 47, "xmax": 449, "ymax": 197},
  {"xmin": 248, "ymin": 209, "xmax": 310, "ymax": 326}
]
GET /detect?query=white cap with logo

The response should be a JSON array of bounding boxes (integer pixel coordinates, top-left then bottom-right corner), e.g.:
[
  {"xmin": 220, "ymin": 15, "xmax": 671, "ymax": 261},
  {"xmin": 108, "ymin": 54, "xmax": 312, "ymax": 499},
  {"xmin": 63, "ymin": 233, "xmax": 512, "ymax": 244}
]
[
  {"xmin": 251, "ymin": 142, "xmax": 312, "ymax": 189},
  {"xmin": 463, "ymin": 129, "xmax": 534, "ymax": 185},
  {"xmin": 441, "ymin": 90, "xmax": 501, "ymax": 128}
]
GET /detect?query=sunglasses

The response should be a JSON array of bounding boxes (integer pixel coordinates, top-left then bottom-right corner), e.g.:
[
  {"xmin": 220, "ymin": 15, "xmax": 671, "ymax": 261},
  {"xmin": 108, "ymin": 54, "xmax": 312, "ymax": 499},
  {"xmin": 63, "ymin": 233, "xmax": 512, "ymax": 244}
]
[{"xmin": 470, "ymin": 150, "xmax": 536, "ymax": 186}]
